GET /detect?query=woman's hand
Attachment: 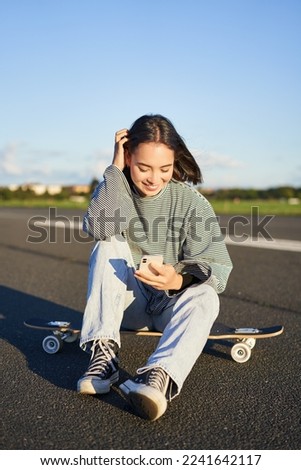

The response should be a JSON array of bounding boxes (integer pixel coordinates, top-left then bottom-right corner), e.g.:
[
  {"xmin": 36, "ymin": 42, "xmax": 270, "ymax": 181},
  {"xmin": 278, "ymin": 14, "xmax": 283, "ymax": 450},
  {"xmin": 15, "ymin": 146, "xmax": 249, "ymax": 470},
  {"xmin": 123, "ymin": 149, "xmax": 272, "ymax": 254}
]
[
  {"xmin": 113, "ymin": 129, "xmax": 129, "ymax": 171},
  {"xmin": 134, "ymin": 263, "xmax": 183, "ymax": 291}
]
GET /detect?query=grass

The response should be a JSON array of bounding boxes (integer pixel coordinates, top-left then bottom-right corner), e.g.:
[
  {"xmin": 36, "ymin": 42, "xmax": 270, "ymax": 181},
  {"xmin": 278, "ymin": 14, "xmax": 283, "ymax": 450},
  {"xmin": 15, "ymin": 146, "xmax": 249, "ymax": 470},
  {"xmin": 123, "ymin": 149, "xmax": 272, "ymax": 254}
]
[
  {"xmin": 0, "ymin": 197, "xmax": 301, "ymax": 216},
  {"xmin": 210, "ymin": 199, "xmax": 301, "ymax": 216},
  {"xmin": 0, "ymin": 198, "xmax": 88, "ymax": 210}
]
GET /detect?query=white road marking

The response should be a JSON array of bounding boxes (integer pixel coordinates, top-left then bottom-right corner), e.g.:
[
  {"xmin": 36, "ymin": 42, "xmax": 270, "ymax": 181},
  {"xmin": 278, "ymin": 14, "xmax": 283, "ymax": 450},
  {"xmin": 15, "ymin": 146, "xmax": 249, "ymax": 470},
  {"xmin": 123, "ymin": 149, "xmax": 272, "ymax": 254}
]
[
  {"xmin": 34, "ymin": 220, "xmax": 301, "ymax": 253},
  {"xmin": 224, "ymin": 235, "xmax": 301, "ymax": 253}
]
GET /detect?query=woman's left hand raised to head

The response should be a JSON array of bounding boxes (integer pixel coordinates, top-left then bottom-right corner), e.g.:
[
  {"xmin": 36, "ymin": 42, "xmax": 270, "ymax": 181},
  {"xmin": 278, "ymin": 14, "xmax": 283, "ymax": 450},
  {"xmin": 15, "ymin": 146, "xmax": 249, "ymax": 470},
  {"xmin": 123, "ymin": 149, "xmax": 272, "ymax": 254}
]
[{"xmin": 134, "ymin": 263, "xmax": 183, "ymax": 291}]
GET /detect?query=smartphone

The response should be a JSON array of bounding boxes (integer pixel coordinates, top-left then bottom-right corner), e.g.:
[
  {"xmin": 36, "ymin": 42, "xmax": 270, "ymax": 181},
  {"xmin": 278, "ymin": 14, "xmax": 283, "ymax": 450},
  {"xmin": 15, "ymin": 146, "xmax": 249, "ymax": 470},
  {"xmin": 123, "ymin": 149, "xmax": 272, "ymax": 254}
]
[{"xmin": 139, "ymin": 255, "xmax": 163, "ymax": 275}]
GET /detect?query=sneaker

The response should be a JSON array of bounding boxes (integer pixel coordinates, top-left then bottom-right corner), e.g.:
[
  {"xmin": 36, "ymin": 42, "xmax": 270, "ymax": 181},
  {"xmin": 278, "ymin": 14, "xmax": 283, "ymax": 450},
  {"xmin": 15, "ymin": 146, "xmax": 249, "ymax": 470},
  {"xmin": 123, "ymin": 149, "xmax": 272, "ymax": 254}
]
[
  {"xmin": 77, "ymin": 339, "xmax": 119, "ymax": 394},
  {"xmin": 119, "ymin": 367, "xmax": 170, "ymax": 421}
]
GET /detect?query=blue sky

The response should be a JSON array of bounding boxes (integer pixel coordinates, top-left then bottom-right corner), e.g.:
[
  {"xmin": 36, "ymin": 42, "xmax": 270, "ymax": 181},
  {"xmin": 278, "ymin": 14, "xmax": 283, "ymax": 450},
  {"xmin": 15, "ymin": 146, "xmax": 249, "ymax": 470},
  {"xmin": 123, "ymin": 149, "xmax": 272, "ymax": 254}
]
[{"xmin": 0, "ymin": 0, "xmax": 300, "ymax": 189}]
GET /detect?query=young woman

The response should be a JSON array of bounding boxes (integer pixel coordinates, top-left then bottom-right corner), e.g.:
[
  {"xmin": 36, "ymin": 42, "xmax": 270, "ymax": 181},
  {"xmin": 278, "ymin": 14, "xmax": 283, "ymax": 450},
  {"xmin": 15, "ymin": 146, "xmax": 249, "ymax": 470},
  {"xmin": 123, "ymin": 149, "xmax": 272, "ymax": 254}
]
[{"xmin": 77, "ymin": 114, "xmax": 232, "ymax": 421}]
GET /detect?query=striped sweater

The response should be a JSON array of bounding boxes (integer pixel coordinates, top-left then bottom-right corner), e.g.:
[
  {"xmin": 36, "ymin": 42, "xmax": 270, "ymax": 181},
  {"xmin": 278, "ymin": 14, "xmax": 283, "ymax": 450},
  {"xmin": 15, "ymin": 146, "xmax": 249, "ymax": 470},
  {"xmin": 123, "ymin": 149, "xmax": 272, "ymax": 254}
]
[{"xmin": 83, "ymin": 165, "xmax": 233, "ymax": 294}]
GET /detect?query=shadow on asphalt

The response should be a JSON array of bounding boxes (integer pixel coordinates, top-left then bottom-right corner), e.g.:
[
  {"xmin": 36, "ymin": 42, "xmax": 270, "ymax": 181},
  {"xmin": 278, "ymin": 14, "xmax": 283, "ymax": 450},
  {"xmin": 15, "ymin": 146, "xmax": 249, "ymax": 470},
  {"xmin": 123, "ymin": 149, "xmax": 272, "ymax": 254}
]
[
  {"xmin": 0, "ymin": 285, "xmax": 84, "ymax": 383},
  {"xmin": 0, "ymin": 284, "xmax": 235, "ymax": 421},
  {"xmin": 0, "ymin": 285, "xmax": 156, "ymax": 417}
]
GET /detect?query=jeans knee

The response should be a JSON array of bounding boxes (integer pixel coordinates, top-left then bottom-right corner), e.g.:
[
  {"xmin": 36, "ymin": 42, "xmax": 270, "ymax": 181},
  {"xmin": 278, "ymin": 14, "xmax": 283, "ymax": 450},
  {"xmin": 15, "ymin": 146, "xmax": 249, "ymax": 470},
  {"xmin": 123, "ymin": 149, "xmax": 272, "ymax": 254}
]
[
  {"xmin": 203, "ymin": 284, "xmax": 220, "ymax": 319},
  {"xmin": 188, "ymin": 283, "xmax": 220, "ymax": 320}
]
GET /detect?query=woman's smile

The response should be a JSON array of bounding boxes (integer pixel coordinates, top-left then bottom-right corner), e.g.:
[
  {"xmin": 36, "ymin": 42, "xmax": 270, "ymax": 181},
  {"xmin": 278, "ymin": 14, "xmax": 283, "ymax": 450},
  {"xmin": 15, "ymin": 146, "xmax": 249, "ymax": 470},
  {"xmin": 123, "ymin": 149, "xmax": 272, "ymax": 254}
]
[{"xmin": 126, "ymin": 142, "xmax": 174, "ymax": 197}]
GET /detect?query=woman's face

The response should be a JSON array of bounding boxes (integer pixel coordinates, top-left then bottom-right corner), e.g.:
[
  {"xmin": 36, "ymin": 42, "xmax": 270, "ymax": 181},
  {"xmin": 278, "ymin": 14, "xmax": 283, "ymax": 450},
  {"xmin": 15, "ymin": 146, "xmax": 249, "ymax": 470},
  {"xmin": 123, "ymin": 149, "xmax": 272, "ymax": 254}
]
[{"xmin": 126, "ymin": 142, "xmax": 174, "ymax": 197}]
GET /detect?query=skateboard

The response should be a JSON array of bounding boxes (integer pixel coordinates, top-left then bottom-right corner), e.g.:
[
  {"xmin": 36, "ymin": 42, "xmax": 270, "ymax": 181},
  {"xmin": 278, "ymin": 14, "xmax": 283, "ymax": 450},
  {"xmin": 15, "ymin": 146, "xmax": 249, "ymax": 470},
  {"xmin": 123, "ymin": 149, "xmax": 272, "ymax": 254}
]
[
  {"xmin": 208, "ymin": 323, "xmax": 283, "ymax": 363},
  {"xmin": 24, "ymin": 318, "xmax": 81, "ymax": 354},
  {"xmin": 23, "ymin": 318, "xmax": 163, "ymax": 354},
  {"xmin": 24, "ymin": 318, "xmax": 283, "ymax": 363}
]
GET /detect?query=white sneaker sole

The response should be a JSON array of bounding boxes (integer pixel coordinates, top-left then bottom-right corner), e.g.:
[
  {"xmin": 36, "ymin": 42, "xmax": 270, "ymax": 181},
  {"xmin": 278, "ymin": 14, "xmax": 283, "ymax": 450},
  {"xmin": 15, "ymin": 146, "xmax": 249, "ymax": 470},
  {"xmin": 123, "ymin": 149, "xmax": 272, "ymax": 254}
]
[
  {"xmin": 120, "ymin": 380, "xmax": 167, "ymax": 421},
  {"xmin": 77, "ymin": 371, "xmax": 119, "ymax": 395}
]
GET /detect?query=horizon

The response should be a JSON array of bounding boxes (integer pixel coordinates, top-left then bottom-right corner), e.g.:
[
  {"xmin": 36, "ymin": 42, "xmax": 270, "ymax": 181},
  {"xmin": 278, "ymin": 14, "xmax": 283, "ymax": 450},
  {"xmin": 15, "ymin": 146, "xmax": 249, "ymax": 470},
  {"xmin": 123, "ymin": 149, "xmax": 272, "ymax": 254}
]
[{"xmin": 2, "ymin": 180, "xmax": 300, "ymax": 193}]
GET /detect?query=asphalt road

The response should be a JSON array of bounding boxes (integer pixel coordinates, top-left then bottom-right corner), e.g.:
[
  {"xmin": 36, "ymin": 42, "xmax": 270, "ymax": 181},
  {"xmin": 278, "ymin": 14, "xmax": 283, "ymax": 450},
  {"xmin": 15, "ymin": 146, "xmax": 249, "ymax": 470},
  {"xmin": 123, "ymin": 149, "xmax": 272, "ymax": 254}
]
[{"xmin": 0, "ymin": 207, "xmax": 300, "ymax": 450}]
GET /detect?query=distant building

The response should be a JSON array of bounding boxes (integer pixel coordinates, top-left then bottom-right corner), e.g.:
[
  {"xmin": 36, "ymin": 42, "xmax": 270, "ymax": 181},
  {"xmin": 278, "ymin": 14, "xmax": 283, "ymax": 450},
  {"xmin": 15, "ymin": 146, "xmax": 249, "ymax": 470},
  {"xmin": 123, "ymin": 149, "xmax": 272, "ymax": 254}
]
[
  {"xmin": 70, "ymin": 184, "xmax": 90, "ymax": 194},
  {"xmin": 47, "ymin": 185, "xmax": 63, "ymax": 195},
  {"xmin": 8, "ymin": 184, "xmax": 19, "ymax": 192},
  {"xmin": 20, "ymin": 183, "xmax": 62, "ymax": 195}
]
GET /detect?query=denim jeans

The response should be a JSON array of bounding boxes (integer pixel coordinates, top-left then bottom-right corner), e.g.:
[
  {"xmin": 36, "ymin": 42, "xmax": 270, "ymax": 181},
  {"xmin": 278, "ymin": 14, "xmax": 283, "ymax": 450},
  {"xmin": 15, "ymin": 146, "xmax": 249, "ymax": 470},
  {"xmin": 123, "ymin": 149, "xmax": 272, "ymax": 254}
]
[{"xmin": 80, "ymin": 236, "xmax": 220, "ymax": 397}]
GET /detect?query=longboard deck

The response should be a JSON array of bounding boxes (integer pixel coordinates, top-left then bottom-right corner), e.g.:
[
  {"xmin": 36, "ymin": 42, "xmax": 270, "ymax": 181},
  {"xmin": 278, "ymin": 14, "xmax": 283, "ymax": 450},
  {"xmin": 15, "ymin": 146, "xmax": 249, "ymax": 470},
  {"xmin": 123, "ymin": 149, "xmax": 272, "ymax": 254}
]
[
  {"xmin": 24, "ymin": 318, "xmax": 80, "ymax": 333},
  {"xmin": 23, "ymin": 318, "xmax": 284, "ymax": 362},
  {"xmin": 208, "ymin": 323, "xmax": 284, "ymax": 340},
  {"xmin": 24, "ymin": 318, "xmax": 284, "ymax": 340}
]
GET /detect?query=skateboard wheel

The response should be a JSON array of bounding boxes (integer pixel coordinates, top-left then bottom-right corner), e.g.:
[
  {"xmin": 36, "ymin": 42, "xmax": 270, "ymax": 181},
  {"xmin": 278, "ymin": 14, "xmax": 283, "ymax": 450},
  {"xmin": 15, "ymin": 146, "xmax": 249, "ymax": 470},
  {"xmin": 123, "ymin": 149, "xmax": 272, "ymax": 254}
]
[
  {"xmin": 64, "ymin": 332, "xmax": 79, "ymax": 343},
  {"xmin": 42, "ymin": 335, "xmax": 62, "ymax": 354},
  {"xmin": 231, "ymin": 342, "xmax": 251, "ymax": 363}
]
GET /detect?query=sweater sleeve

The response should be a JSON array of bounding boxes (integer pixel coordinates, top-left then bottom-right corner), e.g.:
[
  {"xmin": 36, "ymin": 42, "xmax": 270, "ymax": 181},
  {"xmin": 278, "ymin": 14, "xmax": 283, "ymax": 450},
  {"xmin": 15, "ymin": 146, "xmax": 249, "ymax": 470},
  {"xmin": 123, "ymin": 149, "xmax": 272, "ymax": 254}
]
[
  {"xmin": 174, "ymin": 198, "xmax": 233, "ymax": 294},
  {"xmin": 83, "ymin": 165, "xmax": 134, "ymax": 240}
]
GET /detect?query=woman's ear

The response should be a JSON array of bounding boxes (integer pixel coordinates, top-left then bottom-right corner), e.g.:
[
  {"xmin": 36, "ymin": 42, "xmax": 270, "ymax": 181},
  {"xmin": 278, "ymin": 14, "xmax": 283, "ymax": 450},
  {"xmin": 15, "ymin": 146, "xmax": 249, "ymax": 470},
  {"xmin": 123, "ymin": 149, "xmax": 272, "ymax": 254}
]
[{"xmin": 124, "ymin": 148, "xmax": 131, "ymax": 167}]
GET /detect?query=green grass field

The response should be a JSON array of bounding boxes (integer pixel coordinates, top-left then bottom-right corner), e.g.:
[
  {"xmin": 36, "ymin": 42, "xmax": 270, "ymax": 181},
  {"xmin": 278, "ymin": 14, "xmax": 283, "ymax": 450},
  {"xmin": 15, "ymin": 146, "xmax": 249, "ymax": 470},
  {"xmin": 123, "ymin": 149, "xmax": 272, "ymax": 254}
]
[
  {"xmin": 0, "ymin": 197, "xmax": 300, "ymax": 216},
  {"xmin": 209, "ymin": 199, "xmax": 301, "ymax": 216},
  {"xmin": 0, "ymin": 198, "xmax": 88, "ymax": 210}
]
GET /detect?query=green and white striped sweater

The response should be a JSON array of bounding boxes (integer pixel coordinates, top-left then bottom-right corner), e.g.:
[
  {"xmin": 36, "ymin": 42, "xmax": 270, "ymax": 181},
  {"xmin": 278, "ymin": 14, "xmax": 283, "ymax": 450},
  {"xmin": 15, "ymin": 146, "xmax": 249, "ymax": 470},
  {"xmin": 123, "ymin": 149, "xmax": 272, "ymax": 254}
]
[{"xmin": 83, "ymin": 165, "xmax": 232, "ymax": 294}]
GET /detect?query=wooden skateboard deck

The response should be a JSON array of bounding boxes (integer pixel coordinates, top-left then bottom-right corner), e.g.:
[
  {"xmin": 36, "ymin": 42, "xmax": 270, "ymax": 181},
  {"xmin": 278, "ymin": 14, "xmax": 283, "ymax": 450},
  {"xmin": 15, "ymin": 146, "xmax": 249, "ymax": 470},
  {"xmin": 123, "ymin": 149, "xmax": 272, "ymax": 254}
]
[{"xmin": 24, "ymin": 318, "xmax": 284, "ymax": 363}]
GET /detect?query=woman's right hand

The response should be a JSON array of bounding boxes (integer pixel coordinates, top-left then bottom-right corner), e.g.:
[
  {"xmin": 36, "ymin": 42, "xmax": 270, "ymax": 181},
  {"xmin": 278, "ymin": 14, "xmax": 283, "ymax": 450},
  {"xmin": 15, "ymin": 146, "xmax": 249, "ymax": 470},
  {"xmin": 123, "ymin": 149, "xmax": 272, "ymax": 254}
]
[{"xmin": 113, "ymin": 129, "xmax": 129, "ymax": 171}]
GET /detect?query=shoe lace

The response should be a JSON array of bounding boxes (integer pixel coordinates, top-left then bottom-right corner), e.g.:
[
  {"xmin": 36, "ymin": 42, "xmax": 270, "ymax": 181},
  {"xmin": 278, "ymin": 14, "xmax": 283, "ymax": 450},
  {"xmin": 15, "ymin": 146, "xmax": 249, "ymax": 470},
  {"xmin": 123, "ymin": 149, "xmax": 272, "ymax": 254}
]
[
  {"xmin": 86, "ymin": 339, "xmax": 117, "ymax": 378},
  {"xmin": 147, "ymin": 368, "xmax": 168, "ymax": 393}
]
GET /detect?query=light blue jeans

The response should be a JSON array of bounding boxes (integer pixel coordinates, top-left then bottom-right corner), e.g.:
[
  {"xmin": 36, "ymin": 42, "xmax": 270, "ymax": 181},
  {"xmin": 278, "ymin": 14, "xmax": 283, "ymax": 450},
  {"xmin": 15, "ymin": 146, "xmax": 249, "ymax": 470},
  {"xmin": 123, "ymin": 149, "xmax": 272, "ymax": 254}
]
[{"xmin": 80, "ymin": 236, "xmax": 220, "ymax": 398}]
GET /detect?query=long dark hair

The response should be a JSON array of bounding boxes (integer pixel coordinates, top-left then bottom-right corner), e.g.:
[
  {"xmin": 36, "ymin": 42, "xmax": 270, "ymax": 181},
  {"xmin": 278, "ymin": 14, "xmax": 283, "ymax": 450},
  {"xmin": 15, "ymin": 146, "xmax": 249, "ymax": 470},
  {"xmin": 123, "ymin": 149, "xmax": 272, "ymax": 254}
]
[{"xmin": 125, "ymin": 114, "xmax": 203, "ymax": 185}]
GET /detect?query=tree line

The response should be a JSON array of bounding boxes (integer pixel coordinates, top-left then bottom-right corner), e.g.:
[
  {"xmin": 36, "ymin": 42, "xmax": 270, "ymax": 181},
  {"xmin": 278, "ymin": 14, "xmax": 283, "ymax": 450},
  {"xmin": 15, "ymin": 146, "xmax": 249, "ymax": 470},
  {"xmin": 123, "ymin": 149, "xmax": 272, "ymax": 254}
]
[
  {"xmin": 0, "ymin": 181, "xmax": 300, "ymax": 201},
  {"xmin": 202, "ymin": 186, "xmax": 301, "ymax": 200}
]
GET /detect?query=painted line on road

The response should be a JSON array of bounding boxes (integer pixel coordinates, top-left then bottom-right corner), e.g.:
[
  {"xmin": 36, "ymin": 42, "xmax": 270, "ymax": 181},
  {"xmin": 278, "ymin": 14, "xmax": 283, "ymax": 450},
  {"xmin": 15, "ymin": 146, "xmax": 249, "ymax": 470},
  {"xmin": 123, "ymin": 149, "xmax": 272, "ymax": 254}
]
[
  {"xmin": 34, "ymin": 220, "xmax": 82, "ymax": 229},
  {"xmin": 224, "ymin": 235, "xmax": 301, "ymax": 252},
  {"xmin": 34, "ymin": 220, "xmax": 301, "ymax": 253}
]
